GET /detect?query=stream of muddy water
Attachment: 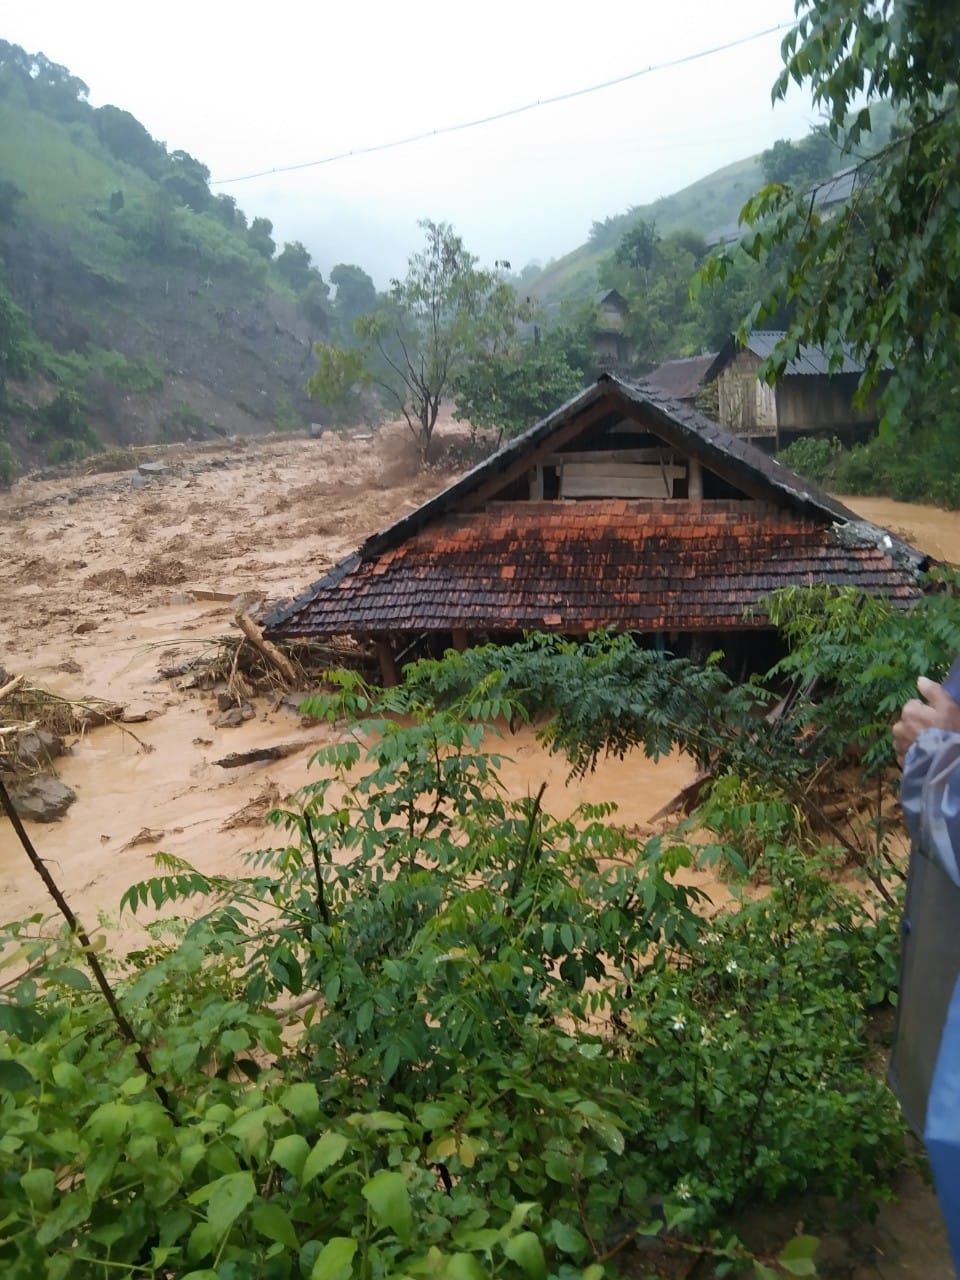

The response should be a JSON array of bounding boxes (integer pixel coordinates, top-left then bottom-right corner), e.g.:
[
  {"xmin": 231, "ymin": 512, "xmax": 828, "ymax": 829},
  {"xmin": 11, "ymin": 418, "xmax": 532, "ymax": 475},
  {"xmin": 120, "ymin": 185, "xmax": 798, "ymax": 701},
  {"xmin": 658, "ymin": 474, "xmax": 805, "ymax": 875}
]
[{"xmin": 1, "ymin": 438, "xmax": 958, "ymax": 1275}]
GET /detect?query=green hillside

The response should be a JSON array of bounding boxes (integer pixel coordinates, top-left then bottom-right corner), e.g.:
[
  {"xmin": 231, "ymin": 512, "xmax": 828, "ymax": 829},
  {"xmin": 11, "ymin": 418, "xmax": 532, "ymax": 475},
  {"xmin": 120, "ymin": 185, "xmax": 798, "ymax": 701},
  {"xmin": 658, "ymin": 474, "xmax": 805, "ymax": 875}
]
[
  {"xmin": 530, "ymin": 154, "xmax": 766, "ymax": 304},
  {"xmin": 0, "ymin": 40, "xmax": 343, "ymax": 477}
]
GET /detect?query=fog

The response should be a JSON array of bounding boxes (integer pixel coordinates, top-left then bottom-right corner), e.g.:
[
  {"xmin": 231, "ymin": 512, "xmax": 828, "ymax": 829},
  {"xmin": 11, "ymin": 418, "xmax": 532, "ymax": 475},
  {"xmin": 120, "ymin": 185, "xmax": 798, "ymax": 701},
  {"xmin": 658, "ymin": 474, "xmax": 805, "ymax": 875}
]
[{"xmin": 3, "ymin": 0, "xmax": 820, "ymax": 283}]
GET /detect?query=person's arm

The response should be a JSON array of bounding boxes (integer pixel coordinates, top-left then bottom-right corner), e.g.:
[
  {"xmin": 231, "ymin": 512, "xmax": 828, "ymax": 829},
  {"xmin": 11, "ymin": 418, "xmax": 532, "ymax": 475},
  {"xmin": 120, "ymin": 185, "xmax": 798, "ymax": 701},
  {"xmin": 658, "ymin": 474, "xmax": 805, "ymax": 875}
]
[{"xmin": 894, "ymin": 676, "xmax": 960, "ymax": 763}]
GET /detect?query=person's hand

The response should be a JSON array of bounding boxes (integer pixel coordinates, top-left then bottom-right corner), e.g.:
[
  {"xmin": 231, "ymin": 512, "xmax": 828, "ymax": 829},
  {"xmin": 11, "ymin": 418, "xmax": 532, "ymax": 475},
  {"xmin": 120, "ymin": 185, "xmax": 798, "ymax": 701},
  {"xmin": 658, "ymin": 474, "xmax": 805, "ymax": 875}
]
[{"xmin": 893, "ymin": 676, "xmax": 960, "ymax": 763}]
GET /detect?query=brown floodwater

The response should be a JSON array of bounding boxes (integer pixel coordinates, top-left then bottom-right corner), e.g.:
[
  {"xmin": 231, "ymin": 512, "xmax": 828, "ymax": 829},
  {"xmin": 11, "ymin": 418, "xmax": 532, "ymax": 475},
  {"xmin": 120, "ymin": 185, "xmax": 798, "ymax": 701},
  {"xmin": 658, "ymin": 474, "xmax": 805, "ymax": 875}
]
[{"xmin": 0, "ymin": 436, "xmax": 956, "ymax": 1274}]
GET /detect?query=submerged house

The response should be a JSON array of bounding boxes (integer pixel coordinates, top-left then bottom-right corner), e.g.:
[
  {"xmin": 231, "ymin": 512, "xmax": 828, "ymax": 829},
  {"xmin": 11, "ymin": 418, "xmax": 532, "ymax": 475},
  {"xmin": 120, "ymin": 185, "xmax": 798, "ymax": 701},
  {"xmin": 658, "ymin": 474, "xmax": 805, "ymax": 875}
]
[
  {"xmin": 705, "ymin": 331, "xmax": 886, "ymax": 447},
  {"xmin": 264, "ymin": 376, "xmax": 928, "ymax": 685}
]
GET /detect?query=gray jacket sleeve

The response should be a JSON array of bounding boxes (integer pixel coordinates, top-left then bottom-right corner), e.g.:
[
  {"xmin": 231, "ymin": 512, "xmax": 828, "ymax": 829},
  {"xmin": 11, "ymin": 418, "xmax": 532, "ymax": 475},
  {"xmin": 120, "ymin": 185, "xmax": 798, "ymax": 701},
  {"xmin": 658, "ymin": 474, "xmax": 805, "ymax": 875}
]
[{"xmin": 901, "ymin": 729, "xmax": 960, "ymax": 887}]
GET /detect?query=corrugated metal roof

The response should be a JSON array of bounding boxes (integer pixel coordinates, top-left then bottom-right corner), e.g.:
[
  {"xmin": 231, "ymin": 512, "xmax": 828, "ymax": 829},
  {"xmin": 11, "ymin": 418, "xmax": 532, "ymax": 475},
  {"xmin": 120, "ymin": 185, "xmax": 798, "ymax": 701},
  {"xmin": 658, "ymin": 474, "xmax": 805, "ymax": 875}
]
[{"xmin": 743, "ymin": 330, "xmax": 865, "ymax": 376}]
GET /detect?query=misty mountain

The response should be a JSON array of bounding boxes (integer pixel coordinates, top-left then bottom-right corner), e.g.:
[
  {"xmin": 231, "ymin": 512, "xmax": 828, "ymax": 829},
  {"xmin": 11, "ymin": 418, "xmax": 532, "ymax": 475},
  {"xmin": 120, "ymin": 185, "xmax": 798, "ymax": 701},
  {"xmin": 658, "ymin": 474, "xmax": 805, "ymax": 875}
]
[{"xmin": 0, "ymin": 40, "xmax": 355, "ymax": 472}]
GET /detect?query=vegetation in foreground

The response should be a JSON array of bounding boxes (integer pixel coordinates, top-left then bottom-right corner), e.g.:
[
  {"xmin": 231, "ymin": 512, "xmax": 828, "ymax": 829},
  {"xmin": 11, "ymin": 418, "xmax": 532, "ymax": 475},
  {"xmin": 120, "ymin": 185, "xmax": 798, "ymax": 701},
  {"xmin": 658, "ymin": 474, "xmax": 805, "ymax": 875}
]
[{"xmin": 4, "ymin": 579, "xmax": 960, "ymax": 1278}]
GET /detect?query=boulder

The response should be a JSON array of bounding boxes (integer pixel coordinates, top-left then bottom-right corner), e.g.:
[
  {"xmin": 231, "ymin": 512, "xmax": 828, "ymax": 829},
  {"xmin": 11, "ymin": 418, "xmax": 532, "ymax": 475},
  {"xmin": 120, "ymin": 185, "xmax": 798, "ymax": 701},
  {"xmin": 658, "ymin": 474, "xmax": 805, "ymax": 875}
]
[
  {"xmin": 214, "ymin": 702, "xmax": 255, "ymax": 728},
  {"xmin": 138, "ymin": 461, "xmax": 169, "ymax": 476},
  {"xmin": 12, "ymin": 729, "xmax": 65, "ymax": 769},
  {"xmin": 8, "ymin": 776, "xmax": 77, "ymax": 823}
]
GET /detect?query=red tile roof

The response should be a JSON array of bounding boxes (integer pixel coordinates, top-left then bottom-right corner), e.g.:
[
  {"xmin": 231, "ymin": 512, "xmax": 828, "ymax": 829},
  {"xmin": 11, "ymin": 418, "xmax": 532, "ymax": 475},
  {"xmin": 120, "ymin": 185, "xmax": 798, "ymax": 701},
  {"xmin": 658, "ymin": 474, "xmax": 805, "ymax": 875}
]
[{"xmin": 268, "ymin": 500, "xmax": 920, "ymax": 638}]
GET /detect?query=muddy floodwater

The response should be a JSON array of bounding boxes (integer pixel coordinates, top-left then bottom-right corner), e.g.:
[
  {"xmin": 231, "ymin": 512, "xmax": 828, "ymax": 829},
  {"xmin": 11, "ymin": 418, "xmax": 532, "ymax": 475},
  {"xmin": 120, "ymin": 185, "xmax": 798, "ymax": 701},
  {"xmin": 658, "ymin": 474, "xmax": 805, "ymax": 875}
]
[{"xmin": 1, "ymin": 430, "xmax": 958, "ymax": 1275}]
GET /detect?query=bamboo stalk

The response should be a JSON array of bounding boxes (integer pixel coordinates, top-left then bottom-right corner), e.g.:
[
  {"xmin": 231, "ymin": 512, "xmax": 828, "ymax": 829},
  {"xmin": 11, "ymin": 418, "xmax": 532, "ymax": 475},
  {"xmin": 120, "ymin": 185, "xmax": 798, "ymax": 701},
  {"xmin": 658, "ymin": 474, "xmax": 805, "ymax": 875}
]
[{"xmin": 0, "ymin": 674, "xmax": 25, "ymax": 703}]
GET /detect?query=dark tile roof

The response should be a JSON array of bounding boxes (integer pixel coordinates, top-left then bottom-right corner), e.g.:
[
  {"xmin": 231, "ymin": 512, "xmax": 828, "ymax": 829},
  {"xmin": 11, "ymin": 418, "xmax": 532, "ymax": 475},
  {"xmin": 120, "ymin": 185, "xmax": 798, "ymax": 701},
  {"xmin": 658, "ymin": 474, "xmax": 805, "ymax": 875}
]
[
  {"xmin": 267, "ymin": 500, "xmax": 922, "ymax": 639},
  {"xmin": 264, "ymin": 376, "xmax": 928, "ymax": 640},
  {"xmin": 647, "ymin": 354, "xmax": 717, "ymax": 400}
]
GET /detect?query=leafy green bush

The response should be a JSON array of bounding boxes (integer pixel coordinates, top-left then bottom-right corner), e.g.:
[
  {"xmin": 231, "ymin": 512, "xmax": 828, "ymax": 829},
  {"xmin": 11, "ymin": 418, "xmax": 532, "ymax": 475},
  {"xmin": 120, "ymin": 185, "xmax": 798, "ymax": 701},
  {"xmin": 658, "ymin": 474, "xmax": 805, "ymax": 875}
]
[
  {"xmin": 29, "ymin": 388, "xmax": 102, "ymax": 464},
  {"xmin": 777, "ymin": 435, "xmax": 843, "ymax": 486},
  {"xmin": 0, "ymin": 662, "xmax": 905, "ymax": 1277},
  {"xmin": 826, "ymin": 425, "xmax": 960, "ymax": 509}
]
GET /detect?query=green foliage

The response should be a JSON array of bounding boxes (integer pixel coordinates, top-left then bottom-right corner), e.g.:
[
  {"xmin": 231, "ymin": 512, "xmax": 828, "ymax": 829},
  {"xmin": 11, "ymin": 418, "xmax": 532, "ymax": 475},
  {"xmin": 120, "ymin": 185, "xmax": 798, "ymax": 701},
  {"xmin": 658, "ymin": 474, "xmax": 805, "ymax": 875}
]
[
  {"xmin": 57, "ymin": 347, "xmax": 165, "ymax": 394},
  {"xmin": 93, "ymin": 103, "xmax": 166, "ymax": 177},
  {"xmin": 248, "ymin": 215, "xmax": 276, "ymax": 260},
  {"xmin": 728, "ymin": 0, "xmax": 960, "ymax": 432},
  {"xmin": 760, "ymin": 129, "xmax": 838, "ymax": 187},
  {"xmin": 330, "ymin": 262, "xmax": 378, "ymax": 337},
  {"xmin": 776, "ymin": 435, "xmax": 844, "ymax": 487},
  {"xmin": 0, "ymin": 439, "xmax": 18, "ymax": 486},
  {"xmin": 306, "ymin": 343, "xmax": 371, "ymax": 421},
  {"xmin": 763, "ymin": 573, "xmax": 960, "ymax": 775},
  {"xmin": 275, "ymin": 240, "xmax": 315, "ymax": 293},
  {"xmin": 163, "ymin": 149, "xmax": 211, "ymax": 213},
  {"xmin": 532, "ymin": 153, "xmax": 766, "ymax": 304},
  {"xmin": 272, "ymin": 392, "xmax": 303, "ymax": 433},
  {"xmin": 4, "ymin": 610, "xmax": 935, "ymax": 1275},
  {"xmin": 352, "ymin": 220, "xmax": 531, "ymax": 460},
  {"xmin": 600, "ymin": 223, "xmax": 763, "ymax": 368},
  {"xmin": 30, "ymin": 389, "xmax": 102, "ymax": 463},
  {"xmin": 452, "ymin": 339, "xmax": 583, "ymax": 442},
  {"xmin": 0, "ymin": 271, "xmax": 37, "ymax": 398}
]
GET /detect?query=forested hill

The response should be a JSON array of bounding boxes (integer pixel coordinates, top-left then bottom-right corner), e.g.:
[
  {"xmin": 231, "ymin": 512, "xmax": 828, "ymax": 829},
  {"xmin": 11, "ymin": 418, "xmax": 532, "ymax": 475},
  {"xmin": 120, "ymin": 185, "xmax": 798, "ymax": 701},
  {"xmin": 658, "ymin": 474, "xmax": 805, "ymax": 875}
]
[
  {"xmin": 526, "ymin": 102, "xmax": 897, "ymax": 307},
  {"xmin": 528, "ymin": 154, "xmax": 767, "ymax": 303},
  {"xmin": 0, "ymin": 41, "xmax": 369, "ymax": 478}
]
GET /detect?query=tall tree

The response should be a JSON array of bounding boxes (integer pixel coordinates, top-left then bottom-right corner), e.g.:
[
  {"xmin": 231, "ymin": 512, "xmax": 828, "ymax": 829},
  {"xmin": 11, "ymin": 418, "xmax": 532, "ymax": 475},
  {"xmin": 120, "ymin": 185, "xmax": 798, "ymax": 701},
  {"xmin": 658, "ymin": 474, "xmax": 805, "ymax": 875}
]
[
  {"xmin": 247, "ymin": 216, "xmax": 276, "ymax": 260},
  {"xmin": 275, "ymin": 240, "xmax": 314, "ymax": 292},
  {"xmin": 350, "ymin": 220, "xmax": 527, "ymax": 460},
  {"xmin": 330, "ymin": 263, "xmax": 378, "ymax": 334},
  {"xmin": 94, "ymin": 105, "xmax": 166, "ymax": 177},
  {"xmin": 712, "ymin": 0, "xmax": 960, "ymax": 428},
  {"xmin": 163, "ymin": 150, "xmax": 210, "ymax": 213}
]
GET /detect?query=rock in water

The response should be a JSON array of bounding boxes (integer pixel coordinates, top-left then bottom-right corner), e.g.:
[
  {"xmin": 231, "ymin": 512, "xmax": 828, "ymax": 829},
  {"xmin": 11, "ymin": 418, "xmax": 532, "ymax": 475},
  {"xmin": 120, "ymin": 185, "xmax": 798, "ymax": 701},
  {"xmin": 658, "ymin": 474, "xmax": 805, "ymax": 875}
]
[
  {"xmin": 8, "ymin": 776, "xmax": 77, "ymax": 823},
  {"xmin": 12, "ymin": 729, "xmax": 65, "ymax": 769}
]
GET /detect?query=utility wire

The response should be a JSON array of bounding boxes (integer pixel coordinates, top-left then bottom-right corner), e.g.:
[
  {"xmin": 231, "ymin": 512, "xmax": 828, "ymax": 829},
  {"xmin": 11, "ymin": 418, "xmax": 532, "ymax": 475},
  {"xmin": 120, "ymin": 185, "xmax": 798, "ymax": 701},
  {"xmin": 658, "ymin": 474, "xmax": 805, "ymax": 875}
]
[{"xmin": 211, "ymin": 21, "xmax": 792, "ymax": 186}]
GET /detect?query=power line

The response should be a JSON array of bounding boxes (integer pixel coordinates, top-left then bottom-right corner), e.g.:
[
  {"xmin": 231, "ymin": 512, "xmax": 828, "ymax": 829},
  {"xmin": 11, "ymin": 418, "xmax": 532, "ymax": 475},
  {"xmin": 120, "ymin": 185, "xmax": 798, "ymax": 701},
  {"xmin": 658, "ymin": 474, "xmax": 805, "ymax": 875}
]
[{"xmin": 211, "ymin": 22, "xmax": 793, "ymax": 186}]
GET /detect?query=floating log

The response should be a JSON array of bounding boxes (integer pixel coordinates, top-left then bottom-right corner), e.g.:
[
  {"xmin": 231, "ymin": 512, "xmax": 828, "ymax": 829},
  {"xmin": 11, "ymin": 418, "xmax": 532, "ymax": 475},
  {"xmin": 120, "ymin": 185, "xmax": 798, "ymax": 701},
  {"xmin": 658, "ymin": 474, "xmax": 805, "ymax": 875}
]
[
  {"xmin": 234, "ymin": 611, "xmax": 298, "ymax": 685},
  {"xmin": 213, "ymin": 742, "xmax": 303, "ymax": 769}
]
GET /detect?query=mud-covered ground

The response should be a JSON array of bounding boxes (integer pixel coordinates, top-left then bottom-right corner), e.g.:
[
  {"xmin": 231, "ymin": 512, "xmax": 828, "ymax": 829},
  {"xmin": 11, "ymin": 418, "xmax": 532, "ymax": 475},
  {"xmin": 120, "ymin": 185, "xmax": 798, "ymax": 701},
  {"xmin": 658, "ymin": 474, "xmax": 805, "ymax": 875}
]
[{"xmin": 1, "ymin": 427, "xmax": 958, "ymax": 1277}]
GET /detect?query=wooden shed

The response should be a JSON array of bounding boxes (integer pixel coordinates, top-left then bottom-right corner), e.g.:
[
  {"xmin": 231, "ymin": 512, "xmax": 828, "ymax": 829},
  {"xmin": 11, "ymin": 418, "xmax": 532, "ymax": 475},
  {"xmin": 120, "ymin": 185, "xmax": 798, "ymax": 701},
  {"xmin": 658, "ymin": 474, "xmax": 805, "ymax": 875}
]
[
  {"xmin": 705, "ymin": 331, "xmax": 886, "ymax": 447},
  {"xmin": 263, "ymin": 375, "xmax": 927, "ymax": 684},
  {"xmin": 592, "ymin": 289, "xmax": 632, "ymax": 369}
]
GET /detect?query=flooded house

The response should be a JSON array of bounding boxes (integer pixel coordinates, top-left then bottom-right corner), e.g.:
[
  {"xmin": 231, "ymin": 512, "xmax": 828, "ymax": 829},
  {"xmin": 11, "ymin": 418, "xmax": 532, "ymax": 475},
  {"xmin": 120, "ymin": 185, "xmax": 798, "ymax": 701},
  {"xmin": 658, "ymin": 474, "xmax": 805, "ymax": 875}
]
[{"xmin": 263, "ymin": 375, "xmax": 928, "ymax": 685}]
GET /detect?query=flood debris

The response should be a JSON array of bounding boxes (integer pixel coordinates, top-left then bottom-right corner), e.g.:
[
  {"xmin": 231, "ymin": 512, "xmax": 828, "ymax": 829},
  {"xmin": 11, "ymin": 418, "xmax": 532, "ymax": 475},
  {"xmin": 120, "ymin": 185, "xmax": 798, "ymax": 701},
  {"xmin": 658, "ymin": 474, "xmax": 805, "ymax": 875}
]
[
  {"xmin": 213, "ymin": 742, "xmax": 304, "ymax": 769},
  {"xmin": 0, "ymin": 669, "xmax": 152, "ymax": 826}
]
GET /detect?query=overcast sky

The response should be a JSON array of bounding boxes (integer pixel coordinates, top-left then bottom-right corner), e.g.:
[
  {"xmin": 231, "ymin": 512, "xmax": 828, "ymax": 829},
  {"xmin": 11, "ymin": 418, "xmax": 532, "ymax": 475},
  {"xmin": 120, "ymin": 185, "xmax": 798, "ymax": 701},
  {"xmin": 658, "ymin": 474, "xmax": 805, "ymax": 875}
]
[{"xmin": 3, "ymin": 1, "xmax": 819, "ymax": 286}]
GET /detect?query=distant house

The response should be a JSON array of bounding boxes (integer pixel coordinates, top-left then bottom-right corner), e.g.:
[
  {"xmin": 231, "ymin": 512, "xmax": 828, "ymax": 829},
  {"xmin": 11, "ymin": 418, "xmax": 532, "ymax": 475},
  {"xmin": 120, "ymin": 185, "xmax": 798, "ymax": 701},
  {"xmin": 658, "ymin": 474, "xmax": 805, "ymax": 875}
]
[
  {"xmin": 647, "ymin": 354, "xmax": 717, "ymax": 404},
  {"xmin": 264, "ymin": 375, "xmax": 926, "ymax": 685},
  {"xmin": 704, "ymin": 331, "xmax": 886, "ymax": 447},
  {"xmin": 592, "ymin": 289, "xmax": 631, "ymax": 369}
]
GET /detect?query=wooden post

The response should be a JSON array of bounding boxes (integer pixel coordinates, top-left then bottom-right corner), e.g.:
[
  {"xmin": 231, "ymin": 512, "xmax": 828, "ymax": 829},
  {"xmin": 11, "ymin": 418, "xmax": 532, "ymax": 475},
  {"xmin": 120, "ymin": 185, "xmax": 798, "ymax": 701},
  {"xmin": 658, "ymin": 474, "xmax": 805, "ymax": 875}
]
[
  {"xmin": 688, "ymin": 457, "xmax": 704, "ymax": 500},
  {"xmin": 376, "ymin": 637, "xmax": 399, "ymax": 687},
  {"xmin": 451, "ymin": 628, "xmax": 469, "ymax": 653},
  {"xmin": 529, "ymin": 465, "xmax": 544, "ymax": 500}
]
